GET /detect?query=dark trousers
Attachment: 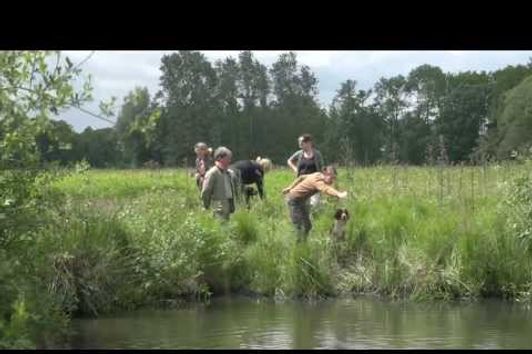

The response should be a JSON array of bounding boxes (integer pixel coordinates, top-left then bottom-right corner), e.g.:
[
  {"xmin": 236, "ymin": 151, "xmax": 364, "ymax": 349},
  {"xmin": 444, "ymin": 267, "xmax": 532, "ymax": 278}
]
[{"xmin": 287, "ymin": 197, "xmax": 312, "ymax": 239}]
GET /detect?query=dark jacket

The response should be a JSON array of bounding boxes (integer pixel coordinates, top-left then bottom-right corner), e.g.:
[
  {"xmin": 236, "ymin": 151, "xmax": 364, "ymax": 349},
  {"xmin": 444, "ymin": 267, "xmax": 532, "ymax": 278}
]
[{"xmin": 229, "ymin": 160, "xmax": 265, "ymax": 199}]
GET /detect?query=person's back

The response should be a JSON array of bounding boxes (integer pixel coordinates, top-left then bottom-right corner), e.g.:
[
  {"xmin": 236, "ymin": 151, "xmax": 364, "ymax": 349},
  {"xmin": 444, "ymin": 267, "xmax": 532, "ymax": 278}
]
[
  {"xmin": 284, "ymin": 171, "xmax": 339, "ymax": 200},
  {"xmin": 230, "ymin": 159, "xmax": 265, "ymax": 200},
  {"xmin": 231, "ymin": 160, "xmax": 263, "ymax": 184}
]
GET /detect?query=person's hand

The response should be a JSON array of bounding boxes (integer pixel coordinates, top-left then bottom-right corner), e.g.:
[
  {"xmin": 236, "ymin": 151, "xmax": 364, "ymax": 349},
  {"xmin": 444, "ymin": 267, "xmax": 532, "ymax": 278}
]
[
  {"xmin": 337, "ymin": 191, "xmax": 348, "ymax": 199},
  {"xmin": 282, "ymin": 187, "xmax": 291, "ymax": 194}
]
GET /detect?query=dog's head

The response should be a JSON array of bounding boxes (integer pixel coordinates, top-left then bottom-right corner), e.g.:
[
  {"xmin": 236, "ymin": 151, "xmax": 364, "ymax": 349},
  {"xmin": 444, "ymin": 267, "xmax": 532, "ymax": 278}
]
[{"xmin": 334, "ymin": 208, "xmax": 350, "ymax": 222}]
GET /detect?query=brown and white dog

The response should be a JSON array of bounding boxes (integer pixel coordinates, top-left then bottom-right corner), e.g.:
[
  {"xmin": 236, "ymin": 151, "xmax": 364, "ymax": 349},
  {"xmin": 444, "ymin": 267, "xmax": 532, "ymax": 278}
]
[{"xmin": 331, "ymin": 208, "xmax": 350, "ymax": 241}]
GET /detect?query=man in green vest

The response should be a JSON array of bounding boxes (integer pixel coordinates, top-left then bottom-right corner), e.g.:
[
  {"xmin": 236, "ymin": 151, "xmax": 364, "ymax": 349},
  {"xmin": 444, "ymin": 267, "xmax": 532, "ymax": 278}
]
[{"xmin": 201, "ymin": 146, "xmax": 236, "ymax": 221}]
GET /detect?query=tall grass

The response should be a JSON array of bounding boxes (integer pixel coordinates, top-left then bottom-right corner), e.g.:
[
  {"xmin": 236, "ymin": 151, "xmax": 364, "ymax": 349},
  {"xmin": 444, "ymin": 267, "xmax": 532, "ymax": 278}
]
[
  {"xmin": 45, "ymin": 162, "xmax": 532, "ymax": 303},
  {"xmin": 3, "ymin": 161, "xmax": 532, "ymax": 347}
]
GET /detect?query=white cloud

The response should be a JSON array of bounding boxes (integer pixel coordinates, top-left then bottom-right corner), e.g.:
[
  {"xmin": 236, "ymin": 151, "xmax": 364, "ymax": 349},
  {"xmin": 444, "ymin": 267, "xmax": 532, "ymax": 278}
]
[{"xmin": 56, "ymin": 50, "xmax": 532, "ymax": 132}]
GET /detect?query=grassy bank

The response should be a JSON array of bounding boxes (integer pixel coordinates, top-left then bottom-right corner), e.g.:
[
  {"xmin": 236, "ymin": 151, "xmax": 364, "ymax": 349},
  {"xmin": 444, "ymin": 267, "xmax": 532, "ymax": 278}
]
[{"xmin": 2, "ymin": 162, "xmax": 532, "ymax": 347}]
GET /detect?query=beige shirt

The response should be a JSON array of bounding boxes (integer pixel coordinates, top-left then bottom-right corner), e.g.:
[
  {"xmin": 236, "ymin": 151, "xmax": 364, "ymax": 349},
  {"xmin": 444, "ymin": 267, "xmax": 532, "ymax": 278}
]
[{"xmin": 284, "ymin": 172, "xmax": 341, "ymax": 200}]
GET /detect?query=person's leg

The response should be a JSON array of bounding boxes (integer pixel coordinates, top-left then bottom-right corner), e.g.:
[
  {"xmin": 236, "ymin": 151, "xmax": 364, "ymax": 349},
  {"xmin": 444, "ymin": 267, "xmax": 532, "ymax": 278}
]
[
  {"xmin": 288, "ymin": 198, "xmax": 310, "ymax": 241},
  {"xmin": 256, "ymin": 179, "xmax": 264, "ymax": 200},
  {"xmin": 213, "ymin": 200, "xmax": 231, "ymax": 221},
  {"xmin": 244, "ymin": 186, "xmax": 252, "ymax": 208},
  {"xmin": 288, "ymin": 199, "xmax": 302, "ymax": 230},
  {"xmin": 301, "ymin": 200, "xmax": 312, "ymax": 236}
]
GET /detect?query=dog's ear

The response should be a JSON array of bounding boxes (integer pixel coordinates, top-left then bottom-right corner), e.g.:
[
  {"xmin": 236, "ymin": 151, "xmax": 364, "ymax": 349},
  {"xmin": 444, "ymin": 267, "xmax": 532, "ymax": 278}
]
[{"xmin": 334, "ymin": 209, "xmax": 342, "ymax": 220}]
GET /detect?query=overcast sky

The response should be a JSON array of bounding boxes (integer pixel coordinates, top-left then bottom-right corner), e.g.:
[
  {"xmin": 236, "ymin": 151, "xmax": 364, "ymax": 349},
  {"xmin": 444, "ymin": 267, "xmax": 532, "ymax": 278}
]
[{"xmin": 58, "ymin": 50, "xmax": 532, "ymax": 132}]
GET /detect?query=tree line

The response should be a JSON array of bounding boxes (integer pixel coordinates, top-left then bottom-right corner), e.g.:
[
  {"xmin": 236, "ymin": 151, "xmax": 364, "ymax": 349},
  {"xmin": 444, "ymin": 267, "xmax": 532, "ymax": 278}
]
[{"xmin": 36, "ymin": 51, "xmax": 532, "ymax": 168}]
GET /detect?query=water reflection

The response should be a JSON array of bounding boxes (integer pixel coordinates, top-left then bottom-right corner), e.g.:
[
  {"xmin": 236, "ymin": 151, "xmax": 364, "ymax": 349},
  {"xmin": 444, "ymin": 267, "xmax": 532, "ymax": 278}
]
[{"xmin": 68, "ymin": 297, "xmax": 532, "ymax": 349}]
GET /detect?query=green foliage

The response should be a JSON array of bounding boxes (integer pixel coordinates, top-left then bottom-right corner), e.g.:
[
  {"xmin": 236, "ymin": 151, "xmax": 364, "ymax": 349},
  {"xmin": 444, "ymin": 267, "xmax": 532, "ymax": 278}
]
[
  {"xmin": 0, "ymin": 51, "xmax": 118, "ymax": 347},
  {"xmin": 5, "ymin": 50, "xmax": 532, "ymax": 347},
  {"xmin": 72, "ymin": 127, "xmax": 122, "ymax": 168},
  {"xmin": 231, "ymin": 210, "xmax": 260, "ymax": 245},
  {"xmin": 115, "ymin": 87, "xmax": 160, "ymax": 167},
  {"xmin": 496, "ymin": 75, "xmax": 532, "ymax": 157},
  {"xmin": 23, "ymin": 53, "xmax": 532, "ymax": 168},
  {"xmin": 0, "ymin": 51, "xmax": 92, "ymax": 167},
  {"xmin": 327, "ymin": 80, "xmax": 383, "ymax": 165},
  {"xmin": 5, "ymin": 163, "xmax": 532, "ymax": 347},
  {"xmin": 503, "ymin": 161, "xmax": 532, "ymax": 251}
]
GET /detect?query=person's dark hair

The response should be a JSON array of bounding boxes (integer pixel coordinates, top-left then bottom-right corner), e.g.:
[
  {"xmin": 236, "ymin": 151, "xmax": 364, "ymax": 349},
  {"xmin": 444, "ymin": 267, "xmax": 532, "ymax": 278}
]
[
  {"xmin": 323, "ymin": 165, "xmax": 337, "ymax": 176},
  {"xmin": 299, "ymin": 134, "xmax": 313, "ymax": 143}
]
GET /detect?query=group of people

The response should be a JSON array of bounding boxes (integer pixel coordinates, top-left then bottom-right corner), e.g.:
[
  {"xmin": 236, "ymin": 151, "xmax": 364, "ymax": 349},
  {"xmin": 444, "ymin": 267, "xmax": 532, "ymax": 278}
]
[
  {"xmin": 193, "ymin": 134, "xmax": 348, "ymax": 240},
  {"xmin": 193, "ymin": 143, "xmax": 271, "ymax": 219}
]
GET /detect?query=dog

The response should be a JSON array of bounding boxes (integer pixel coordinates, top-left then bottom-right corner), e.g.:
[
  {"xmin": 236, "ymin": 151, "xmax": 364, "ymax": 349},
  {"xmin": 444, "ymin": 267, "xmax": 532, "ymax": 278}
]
[{"xmin": 331, "ymin": 208, "xmax": 350, "ymax": 241}]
